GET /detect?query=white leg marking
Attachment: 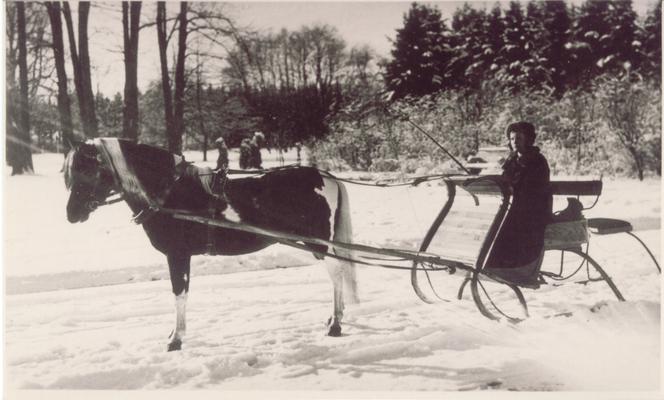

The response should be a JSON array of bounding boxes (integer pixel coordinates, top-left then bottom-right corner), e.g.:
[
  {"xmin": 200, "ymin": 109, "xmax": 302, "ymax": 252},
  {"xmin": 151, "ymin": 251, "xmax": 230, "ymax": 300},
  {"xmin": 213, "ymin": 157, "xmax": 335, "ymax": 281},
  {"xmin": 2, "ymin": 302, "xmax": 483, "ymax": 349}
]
[
  {"xmin": 222, "ymin": 205, "xmax": 242, "ymax": 222},
  {"xmin": 326, "ymin": 262, "xmax": 345, "ymax": 319},
  {"xmin": 173, "ymin": 292, "xmax": 187, "ymax": 341}
]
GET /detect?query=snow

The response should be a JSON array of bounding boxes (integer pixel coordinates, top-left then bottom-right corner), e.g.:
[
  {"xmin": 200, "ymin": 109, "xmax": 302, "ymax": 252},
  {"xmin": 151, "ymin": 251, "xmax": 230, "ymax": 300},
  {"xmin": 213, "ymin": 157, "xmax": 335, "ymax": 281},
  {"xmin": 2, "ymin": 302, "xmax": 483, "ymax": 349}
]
[{"xmin": 3, "ymin": 150, "xmax": 662, "ymax": 394}]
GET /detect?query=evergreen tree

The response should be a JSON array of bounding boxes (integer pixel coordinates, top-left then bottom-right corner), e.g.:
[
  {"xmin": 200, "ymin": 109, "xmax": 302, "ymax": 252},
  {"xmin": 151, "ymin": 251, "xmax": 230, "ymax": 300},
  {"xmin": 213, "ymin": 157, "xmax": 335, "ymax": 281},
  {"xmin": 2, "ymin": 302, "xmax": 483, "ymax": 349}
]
[
  {"xmin": 569, "ymin": 0, "xmax": 638, "ymax": 88},
  {"xmin": 522, "ymin": 1, "xmax": 550, "ymax": 89},
  {"xmin": 499, "ymin": 1, "xmax": 530, "ymax": 90},
  {"xmin": 638, "ymin": 1, "xmax": 661, "ymax": 81},
  {"xmin": 540, "ymin": 0, "xmax": 571, "ymax": 95},
  {"xmin": 568, "ymin": 0, "xmax": 612, "ymax": 87},
  {"xmin": 485, "ymin": 4, "xmax": 505, "ymax": 75},
  {"xmin": 604, "ymin": 0, "xmax": 638, "ymax": 72},
  {"xmin": 385, "ymin": 3, "xmax": 448, "ymax": 99},
  {"xmin": 448, "ymin": 4, "xmax": 489, "ymax": 89}
]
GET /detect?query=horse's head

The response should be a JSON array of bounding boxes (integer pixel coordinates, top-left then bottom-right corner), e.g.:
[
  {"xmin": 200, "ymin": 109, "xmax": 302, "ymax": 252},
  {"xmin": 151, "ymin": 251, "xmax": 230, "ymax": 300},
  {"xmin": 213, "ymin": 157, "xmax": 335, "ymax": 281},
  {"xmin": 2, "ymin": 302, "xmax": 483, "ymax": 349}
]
[{"xmin": 64, "ymin": 142, "xmax": 115, "ymax": 223}]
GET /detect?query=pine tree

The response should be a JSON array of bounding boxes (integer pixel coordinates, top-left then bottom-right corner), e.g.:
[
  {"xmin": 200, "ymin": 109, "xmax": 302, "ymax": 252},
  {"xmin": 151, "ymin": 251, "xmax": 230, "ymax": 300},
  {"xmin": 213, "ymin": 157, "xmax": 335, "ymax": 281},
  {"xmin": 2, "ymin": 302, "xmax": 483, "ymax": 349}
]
[
  {"xmin": 540, "ymin": 0, "xmax": 571, "ymax": 95},
  {"xmin": 385, "ymin": 3, "xmax": 448, "ymax": 99},
  {"xmin": 522, "ymin": 1, "xmax": 550, "ymax": 89},
  {"xmin": 604, "ymin": 0, "xmax": 638, "ymax": 72},
  {"xmin": 448, "ymin": 4, "xmax": 488, "ymax": 89},
  {"xmin": 485, "ymin": 4, "xmax": 505, "ymax": 75},
  {"xmin": 568, "ymin": 0, "xmax": 612, "ymax": 88},
  {"xmin": 499, "ymin": 1, "xmax": 530, "ymax": 90},
  {"xmin": 638, "ymin": 1, "xmax": 661, "ymax": 81}
]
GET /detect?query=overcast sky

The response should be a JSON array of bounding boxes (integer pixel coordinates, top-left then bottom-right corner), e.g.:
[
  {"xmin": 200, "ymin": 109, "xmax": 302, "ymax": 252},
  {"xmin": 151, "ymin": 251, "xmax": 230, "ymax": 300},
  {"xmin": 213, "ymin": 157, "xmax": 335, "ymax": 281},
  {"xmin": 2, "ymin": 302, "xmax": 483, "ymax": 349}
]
[{"xmin": 84, "ymin": 1, "xmax": 656, "ymax": 97}]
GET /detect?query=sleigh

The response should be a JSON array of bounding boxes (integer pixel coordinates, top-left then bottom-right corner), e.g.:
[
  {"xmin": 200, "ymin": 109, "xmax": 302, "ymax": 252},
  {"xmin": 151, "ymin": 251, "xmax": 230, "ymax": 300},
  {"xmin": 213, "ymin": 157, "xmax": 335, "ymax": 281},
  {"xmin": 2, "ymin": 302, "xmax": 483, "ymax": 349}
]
[{"xmin": 409, "ymin": 176, "xmax": 660, "ymax": 321}]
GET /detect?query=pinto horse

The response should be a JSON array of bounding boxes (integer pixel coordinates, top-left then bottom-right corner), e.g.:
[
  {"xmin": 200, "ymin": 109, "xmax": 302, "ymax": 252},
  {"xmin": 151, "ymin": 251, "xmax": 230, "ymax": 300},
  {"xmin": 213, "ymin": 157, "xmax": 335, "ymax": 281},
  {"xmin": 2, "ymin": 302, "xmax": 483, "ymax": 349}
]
[{"xmin": 64, "ymin": 139, "xmax": 358, "ymax": 351}]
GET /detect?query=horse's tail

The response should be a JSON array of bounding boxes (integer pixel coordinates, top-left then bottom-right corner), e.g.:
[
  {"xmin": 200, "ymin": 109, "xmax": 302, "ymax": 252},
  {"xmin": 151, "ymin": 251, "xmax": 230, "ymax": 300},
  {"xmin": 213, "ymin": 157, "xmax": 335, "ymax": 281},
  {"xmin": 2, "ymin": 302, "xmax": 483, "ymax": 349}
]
[{"xmin": 333, "ymin": 179, "xmax": 359, "ymax": 304}]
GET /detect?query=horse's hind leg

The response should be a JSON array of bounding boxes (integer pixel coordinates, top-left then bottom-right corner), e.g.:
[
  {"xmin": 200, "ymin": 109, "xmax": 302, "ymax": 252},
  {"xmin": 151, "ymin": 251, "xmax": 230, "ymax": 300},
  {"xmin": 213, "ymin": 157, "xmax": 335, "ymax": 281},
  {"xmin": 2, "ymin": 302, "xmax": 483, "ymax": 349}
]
[
  {"xmin": 167, "ymin": 253, "xmax": 191, "ymax": 351},
  {"xmin": 326, "ymin": 262, "xmax": 344, "ymax": 337}
]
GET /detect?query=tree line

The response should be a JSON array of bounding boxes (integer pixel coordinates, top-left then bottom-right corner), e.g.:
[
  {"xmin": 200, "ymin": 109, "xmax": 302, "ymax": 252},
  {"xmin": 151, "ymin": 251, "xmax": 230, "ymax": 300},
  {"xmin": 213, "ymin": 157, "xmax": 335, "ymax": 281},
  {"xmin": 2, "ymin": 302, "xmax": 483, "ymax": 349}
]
[
  {"xmin": 385, "ymin": 0, "xmax": 661, "ymax": 98},
  {"xmin": 5, "ymin": 0, "xmax": 662, "ymax": 179}
]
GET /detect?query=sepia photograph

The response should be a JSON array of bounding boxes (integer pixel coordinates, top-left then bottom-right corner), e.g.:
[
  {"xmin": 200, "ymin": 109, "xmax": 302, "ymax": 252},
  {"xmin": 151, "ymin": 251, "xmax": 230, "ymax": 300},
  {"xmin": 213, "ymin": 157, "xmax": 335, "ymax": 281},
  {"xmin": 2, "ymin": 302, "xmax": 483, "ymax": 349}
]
[{"xmin": 3, "ymin": 0, "xmax": 662, "ymax": 396}]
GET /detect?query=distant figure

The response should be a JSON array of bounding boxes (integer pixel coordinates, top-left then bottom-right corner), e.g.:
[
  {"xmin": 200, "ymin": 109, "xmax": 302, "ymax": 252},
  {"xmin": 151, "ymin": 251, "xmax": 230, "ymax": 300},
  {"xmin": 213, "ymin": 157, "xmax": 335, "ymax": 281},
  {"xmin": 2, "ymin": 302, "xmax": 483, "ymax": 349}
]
[
  {"xmin": 239, "ymin": 138, "xmax": 252, "ymax": 169},
  {"xmin": 295, "ymin": 142, "xmax": 302, "ymax": 164},
  {"xmin": 214, "ymin": 137, "xmax": 228, "ymax": 170},
  {"xmin": 249, "ymin": 132, "xmax": 264, "ymax": 169},
  {"xmin": 485, "ymin": 122, "xmax": 552, "ymax": 283}
]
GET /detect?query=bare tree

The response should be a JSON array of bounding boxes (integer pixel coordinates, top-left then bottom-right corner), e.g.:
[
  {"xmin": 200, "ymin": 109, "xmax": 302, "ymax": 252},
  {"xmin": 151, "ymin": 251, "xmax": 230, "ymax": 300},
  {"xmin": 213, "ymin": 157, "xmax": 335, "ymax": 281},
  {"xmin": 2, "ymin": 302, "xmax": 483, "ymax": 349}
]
[
  {"xmin": 8, "ymin": 2, "xmax": 35, "ymax": 175},
  {"xmin": 155, "ymin": 2, "xmax": 241, "ymax": 153},
  {"xmin": 62, "ymin": 1, "xmax": 98, "ymax": 137},
  {"xmin": 45, "ymin": 1, "xmax": 74, "ymax": 153},
  {"xmin": 171, "ymin": 1, "xmax": 188, "ymax": 154},
  {"xmin": 156, "ymin": 1, "xmax": 175, "ymax": 150},
  {"xmin": 122, "ymin": 1, "xmax": 141, "ymax": 140},
  {"xmin": 194, "ymin": 49, "xmax": 209, "ymax": 160}
]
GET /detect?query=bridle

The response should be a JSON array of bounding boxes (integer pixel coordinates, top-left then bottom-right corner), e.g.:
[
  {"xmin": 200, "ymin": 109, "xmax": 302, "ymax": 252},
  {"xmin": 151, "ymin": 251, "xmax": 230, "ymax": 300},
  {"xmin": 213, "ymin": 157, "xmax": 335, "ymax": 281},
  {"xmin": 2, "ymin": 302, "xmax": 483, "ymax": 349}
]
[
  {"xmin": 86, "ymin": 191, "xmax": 124, "ymax": 211},
  {"xmin": 69, "ymin": 147, "xmax": 123, "ymax": 212}
]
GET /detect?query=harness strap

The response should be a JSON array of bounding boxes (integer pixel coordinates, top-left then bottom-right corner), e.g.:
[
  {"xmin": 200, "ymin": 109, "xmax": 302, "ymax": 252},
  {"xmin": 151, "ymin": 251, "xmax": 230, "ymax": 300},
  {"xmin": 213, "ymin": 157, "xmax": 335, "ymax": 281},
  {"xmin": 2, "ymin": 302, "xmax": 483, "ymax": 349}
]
[
  {"xmin": 166, "ymin": 208, "xmax": 469, "ymax": 272},
  {"xmin": 205, "ymin": 168, "xmax": 229, "ymax": 255}
]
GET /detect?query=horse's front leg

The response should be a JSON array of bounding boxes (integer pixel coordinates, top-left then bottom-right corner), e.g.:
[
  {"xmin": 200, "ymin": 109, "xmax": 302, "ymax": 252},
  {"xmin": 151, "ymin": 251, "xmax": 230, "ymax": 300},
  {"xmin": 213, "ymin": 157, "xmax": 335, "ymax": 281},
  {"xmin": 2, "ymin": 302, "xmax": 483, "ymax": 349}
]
[{"xmin": 167, "ymin": 253, "xmax": 191, "ymax": 351}]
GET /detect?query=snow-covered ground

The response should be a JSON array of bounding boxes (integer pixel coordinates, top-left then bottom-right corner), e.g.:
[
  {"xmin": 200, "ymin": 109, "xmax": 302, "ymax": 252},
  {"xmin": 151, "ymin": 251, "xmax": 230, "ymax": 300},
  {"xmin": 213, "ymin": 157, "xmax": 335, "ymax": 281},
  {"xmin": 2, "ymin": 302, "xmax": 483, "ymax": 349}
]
[{"xmin": 3, "ymin": 149, "xmax": 662, "ymax": 394}]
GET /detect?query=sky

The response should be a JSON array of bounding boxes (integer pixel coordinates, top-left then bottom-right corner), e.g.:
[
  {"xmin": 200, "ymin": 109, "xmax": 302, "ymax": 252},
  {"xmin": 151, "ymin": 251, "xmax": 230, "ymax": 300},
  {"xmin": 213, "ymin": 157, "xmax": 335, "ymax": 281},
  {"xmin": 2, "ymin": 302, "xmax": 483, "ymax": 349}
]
[{"xmin": 80, "ymin": 1, "xmax": 656, "ymax": 96}]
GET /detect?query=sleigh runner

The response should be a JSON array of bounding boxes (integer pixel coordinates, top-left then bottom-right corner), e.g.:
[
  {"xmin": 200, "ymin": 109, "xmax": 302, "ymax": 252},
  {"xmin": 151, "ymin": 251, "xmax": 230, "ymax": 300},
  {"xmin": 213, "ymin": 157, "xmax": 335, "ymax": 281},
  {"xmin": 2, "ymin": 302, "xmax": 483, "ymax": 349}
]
[{"xmin": 76, "ymin": 138, "xmax": 659, "ymax": 329}]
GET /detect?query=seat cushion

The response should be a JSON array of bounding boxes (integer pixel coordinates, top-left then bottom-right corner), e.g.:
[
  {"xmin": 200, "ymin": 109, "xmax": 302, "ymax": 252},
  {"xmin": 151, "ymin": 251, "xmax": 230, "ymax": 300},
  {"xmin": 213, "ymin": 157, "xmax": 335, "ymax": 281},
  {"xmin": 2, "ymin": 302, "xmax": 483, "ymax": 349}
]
[{"xmin": 544, "ymin": 220, "xmax": 588, "ymax": 250}]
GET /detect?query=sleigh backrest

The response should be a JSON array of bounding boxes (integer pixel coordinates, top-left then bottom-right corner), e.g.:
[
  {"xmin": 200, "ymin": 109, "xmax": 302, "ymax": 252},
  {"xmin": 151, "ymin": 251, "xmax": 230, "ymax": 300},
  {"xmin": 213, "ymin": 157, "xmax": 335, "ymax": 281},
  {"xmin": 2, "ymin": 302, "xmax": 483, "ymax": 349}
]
[{"xmin": 421, "ymin": 176, "xmax": 510, "ymax": 269}]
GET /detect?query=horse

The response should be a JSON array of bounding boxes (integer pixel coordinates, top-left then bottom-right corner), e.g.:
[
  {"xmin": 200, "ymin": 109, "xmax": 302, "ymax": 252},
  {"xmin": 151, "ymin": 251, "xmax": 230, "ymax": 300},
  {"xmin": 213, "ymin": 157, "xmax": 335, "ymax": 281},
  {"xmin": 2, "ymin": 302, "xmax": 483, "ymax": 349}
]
[{"xmin": 64, "ymin": 138, "xmax": 358, "ymax": 351}]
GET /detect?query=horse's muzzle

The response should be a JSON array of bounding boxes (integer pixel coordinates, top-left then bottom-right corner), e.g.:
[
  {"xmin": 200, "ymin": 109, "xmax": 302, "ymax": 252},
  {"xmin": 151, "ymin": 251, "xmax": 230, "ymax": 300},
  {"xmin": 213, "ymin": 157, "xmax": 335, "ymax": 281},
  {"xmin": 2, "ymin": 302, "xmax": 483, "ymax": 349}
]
[
  {"xmin": 67, "ymin": 211, "xmax": 89, "ymax": 223},
  {"xmin": 66, "ymin": 201, "xmax": 90, "ymax": 223}
]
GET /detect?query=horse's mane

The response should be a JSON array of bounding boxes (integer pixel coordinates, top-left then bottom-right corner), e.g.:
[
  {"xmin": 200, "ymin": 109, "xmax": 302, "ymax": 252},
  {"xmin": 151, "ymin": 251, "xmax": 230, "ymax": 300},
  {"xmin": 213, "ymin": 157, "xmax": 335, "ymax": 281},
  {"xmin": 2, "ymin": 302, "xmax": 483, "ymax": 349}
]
[
  {"xmin": 95, "ymin": 138, "xmax": 183, "ymax": 207},
  {"xmin": 63, "ymin": 148, "xmax": 75, "ymax": 189}
]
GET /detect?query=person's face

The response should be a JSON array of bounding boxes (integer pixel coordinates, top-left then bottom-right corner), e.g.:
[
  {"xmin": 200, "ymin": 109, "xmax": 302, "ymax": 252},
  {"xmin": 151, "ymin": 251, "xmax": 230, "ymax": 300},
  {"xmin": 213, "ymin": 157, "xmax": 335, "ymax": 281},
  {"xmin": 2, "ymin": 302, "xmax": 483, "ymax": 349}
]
[{"xmin": 509, "ymin": 131, "xmax": 530, "ymax": 154}]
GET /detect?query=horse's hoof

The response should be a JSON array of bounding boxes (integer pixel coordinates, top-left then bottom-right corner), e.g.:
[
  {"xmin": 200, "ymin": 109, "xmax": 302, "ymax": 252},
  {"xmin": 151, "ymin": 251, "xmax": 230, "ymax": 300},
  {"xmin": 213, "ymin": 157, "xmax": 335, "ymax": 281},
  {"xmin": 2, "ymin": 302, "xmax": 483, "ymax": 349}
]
[
  {"xmin": 167, "ymin": 339, "xmax": 182, "ymax": 352},
  {"xmin": 327, "ymin": 324, "xmax": 342, "ymax": 337}
]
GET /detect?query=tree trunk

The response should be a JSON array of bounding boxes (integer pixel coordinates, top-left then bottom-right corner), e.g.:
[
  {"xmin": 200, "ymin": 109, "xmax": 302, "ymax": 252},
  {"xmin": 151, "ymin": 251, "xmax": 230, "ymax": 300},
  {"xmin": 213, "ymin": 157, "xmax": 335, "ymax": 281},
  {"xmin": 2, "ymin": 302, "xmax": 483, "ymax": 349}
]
[
  {"xmin": 171, "ymin": 1, "xmax": 188, "ymax": 155},
  {"xmin": 156, "ymin": 1, "xmax": 175, "ymax": 150},
  {"xmin": 11, "ymin": 2, "xmax": 34, "ymax": 175},
  {"xmin": 77, "ymin": 2, "xmax": 98, "ymax": 137},
  {"xmin": 63, "ymin": 1, "xmax": 98, "ymax": 138},
  {"xmin": 122, "ymin": 1, "xmax": 141, "ymax": 141},
  {"xmin": 45, "ymin": 1, "xmax": 74, "ymax": 154},
  {"xmin": 62, "ymin": 2, "xmax": 84, "ymax": 126},
  {"xmin": 627, "ymin": 145, "xmax": 645, "ymax": 181},
  {"xmin": 195, "ymin": 63, "xmax": 208, "ymax": 161}
]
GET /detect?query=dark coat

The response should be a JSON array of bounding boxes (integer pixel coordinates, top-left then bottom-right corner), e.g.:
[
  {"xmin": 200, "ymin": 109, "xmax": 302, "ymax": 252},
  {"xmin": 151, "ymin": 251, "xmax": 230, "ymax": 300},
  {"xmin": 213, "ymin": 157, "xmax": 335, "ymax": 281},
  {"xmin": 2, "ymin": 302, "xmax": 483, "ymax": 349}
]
[
  {"xmin": 239, "ymin": 140, "xmax": 251, "ymax": 169},
  {"xmin": 216, "ymin": 145, "xmax": 229, "ymax": 170},
  {"xmin": 486, "ymin": 146, "xmax": 552, "ymax": 268},
  {"xmin": 249, "ymin": 141, "xmax": 262, "ymax": 169}
]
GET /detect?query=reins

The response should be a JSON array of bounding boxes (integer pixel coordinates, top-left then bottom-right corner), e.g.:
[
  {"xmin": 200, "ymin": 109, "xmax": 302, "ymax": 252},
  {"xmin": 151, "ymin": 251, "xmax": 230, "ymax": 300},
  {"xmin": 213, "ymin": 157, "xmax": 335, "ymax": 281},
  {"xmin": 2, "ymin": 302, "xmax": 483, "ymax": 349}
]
[{"xmin": 195, "ymin": 164, "xmax": 454, "ymax": 188}]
